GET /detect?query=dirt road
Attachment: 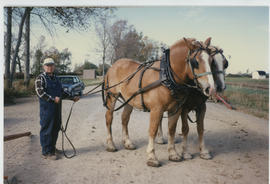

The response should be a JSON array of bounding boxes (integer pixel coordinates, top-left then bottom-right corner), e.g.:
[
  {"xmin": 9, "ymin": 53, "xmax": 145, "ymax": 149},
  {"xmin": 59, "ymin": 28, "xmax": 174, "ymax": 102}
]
[{"xmin": 4, "ymin": 86, "xmax": 268, "ymax": 184}]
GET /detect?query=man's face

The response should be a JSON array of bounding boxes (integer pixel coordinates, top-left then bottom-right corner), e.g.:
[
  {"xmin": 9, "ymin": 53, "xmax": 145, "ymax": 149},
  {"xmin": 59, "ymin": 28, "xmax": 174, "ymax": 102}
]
[{"xmin": 43, "ymin": 64, "xmax": 55, "ymax": 74}]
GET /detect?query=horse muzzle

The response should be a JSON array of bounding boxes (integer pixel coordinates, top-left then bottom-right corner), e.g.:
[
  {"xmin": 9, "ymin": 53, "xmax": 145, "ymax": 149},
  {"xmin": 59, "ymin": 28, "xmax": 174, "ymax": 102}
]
[{"xmin": 203, "ymin": 85, "xmax": 216, "ymax": 97}]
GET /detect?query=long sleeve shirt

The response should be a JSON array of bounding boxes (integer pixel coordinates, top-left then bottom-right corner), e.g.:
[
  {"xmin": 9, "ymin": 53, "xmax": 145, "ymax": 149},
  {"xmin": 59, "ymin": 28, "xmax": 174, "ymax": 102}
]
[
  {"xmin": 35, "ymin": 72, "xmax": 56, "ymax": 102},
  {"xmin": 35, "ymin": 72, "xmax": 72, "ymax": 102}
]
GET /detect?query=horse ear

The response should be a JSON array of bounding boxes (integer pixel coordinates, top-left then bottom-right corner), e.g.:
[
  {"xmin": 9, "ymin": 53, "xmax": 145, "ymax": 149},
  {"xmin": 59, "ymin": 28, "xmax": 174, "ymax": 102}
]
[
  {"xmin": 191, "ymin": 40, "xmax": 202, "ymax": 48},
  {"xmin": 204, "ymin": 37, "xmax": 212, "ymax": 47},
  {"xmin": 183, "ymin": 37, "xmax": 197, "ymax": 50}
]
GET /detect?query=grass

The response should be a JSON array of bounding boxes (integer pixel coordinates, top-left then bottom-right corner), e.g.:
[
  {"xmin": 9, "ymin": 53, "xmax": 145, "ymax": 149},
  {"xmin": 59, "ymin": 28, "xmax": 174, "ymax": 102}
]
[
  {"xmin": 226, "ymin": 77, "xmax": 269, "ymax": 86},
  {"xmin": 80, "ymin": 77, "xmax": 103, "ymax": 87},
  {"xmin": 4, "ymin": 79, "xmax": 36, "ymax": 105},
  {"xmin": 223, "ymin": 77, "xmax": 269, "ymax": 119},
  {"xmin": 4, "ymin": 76, "xmax": 269, "ymax": 119}
]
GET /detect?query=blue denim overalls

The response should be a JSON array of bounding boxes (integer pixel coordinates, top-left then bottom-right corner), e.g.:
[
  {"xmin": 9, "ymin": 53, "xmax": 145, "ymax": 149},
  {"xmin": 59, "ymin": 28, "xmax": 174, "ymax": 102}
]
[{"xmin": 39, "ymin": 74, "xmax": 62, "ymax": 155}]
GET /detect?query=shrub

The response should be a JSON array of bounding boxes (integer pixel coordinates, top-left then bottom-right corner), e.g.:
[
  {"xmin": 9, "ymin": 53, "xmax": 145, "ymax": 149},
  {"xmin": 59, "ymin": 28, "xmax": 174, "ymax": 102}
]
[{"xmin": 4, "ymin": 79, "xmax": 36, "ymax": 105}]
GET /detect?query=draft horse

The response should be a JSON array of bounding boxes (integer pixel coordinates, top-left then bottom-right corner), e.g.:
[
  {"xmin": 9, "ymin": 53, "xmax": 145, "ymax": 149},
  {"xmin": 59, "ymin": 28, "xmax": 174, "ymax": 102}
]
[
  {"xmin": 156, "ymin": 40, "xmax": 229, "ymax": 160},
  {"xmin": 104, "ymin": 37, "xmax": 215, "ymax": 167}
]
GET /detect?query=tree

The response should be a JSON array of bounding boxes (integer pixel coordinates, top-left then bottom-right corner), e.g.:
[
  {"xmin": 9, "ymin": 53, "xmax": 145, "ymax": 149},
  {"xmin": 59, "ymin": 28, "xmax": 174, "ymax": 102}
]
[
  {"xmin": 5, "ymin": 7, "xmax": 114, "ymax": 88},
  {"xmin": 31, "ymin": 35, "xmax": 47, "ymax": 76},
  {"xmin": 95, "ymin": 11, "xmax": 114, "ymax": 80},
  {"xmin": 43, "ymin": 47, "xmax": 72, "ymax": 74},
  {"xmin": 74, "ymin": 60, "xmax": 98, "ymax": 74},
  {"xmin": 10, "ymin": 7, "xmax": 32, "ymax": 87},
  {"xmin": 4, "ymin": 7, "xmax": 12, "ymax": 88},
  {"xmin": 96, "ymin": 63, "xmax": 110, "ymax": 76},
  {"xmin": 24, "ymin": 9, "xmax": 31, "ymax": 86},
  {"xmin": 32, "ymin": 49, "xmax": 43, "ymax": 76},
  {"xmin": 58, "ymin": 48, "xmax": 72, "ymax": 73},
  {"xmin": 109, "ymin": 20, "xmax": 159, "ymax": 63},
  {"xmin": 109, "ymin": 20, "xmax": 128, "ymax": 62}
]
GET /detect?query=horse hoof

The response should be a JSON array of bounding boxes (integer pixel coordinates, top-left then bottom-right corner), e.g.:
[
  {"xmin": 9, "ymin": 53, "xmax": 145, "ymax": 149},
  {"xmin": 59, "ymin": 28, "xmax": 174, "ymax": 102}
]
[
  {"xmin": 169, "ymin": 154, "xmax": 182, "ymax": 162},
  {"xmin": 156, "ymin": 138, "xmax": 165, "ymax": 144},
  {"xmin": 124, "ymin": 143, "xmax": 136, "ymax": 150},
  {"xmin": 183, "ymin": 153, "xmax": 192, "ymax": 160},
  {"xmin": 147, "ymin": 159, "xmax": 161, "ymax": 167},
  {"xmin": 106, "ymin": 147, "xmax": 118, "ymax": 152},
  {"xmin": 200, "ymin": 152, "xmax": 212, "ymax": 160}
]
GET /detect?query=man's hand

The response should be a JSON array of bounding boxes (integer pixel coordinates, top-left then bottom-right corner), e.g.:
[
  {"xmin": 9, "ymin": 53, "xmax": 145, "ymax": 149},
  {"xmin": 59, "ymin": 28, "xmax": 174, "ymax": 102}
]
[
  {"xmin": 73, "ymin": 96, "xmax": 80, "ymax": 102},
  {"xmin": 54, "ymin": 97, "xmax": 60, "ymax": 104}
]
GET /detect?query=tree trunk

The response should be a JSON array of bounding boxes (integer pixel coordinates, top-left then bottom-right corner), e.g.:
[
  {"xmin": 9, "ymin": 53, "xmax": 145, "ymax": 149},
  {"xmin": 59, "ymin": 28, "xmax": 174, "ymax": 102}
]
[
  {"xmin": 5, "ymin": 7, "xmax": 12, "ymax": 88},
  {"xmin": 102, "ymin": 49, "xmax": 105, "ymax": 81},
  {"xmin": 24, "ymin": 10, "xmax": 31, "ymax": 87},
  {"xmin": 10, "ymin": 7, "xmax": 31, "ymax": 87},
  {"xmin": 17, "ymin": 56, "xmax": 22, "ymax": 73}
]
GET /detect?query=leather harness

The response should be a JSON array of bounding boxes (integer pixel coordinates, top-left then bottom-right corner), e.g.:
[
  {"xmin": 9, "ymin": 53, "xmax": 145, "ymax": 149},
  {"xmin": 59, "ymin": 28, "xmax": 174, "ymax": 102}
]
[{"xmin": 103, "ymin": 47, "xmax": 217, "ymax": 112}]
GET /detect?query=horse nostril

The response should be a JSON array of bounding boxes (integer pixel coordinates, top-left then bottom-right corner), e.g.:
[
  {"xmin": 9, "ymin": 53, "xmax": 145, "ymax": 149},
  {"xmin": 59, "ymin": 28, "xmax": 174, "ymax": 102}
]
[{"xmin": 205, "ymin": 86, "xmax": 210, "ymax": 95}]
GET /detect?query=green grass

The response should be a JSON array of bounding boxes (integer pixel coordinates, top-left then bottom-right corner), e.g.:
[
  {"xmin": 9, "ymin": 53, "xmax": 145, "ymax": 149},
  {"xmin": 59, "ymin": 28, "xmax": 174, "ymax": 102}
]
[
  {"xmin": 226, "ymin": 77, "xmax": 269, "ymax": 86},
  {"xmin": 80, "ymin": 78, "xmax": 103, "ymax": 87},
  {"xmin": 224, "ymin": 84, "xmax": 269, "ymax": 119}
]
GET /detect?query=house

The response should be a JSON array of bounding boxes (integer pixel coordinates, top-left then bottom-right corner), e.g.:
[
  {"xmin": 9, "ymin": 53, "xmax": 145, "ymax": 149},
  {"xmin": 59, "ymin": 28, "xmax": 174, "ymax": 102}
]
[
  {"xmin": 83, "ymin": 69, "xmax": 96, "ymax": 79},
  {"xmin": 252, "ymin": 71, "xmax": 266, "ymax": 79}
]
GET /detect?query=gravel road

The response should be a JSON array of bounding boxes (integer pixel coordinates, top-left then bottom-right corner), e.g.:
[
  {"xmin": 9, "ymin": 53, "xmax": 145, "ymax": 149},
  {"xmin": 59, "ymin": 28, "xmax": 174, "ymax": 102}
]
[{"xmin": 4, "ymin": 86, "xmax": 268, "ymax": 184}]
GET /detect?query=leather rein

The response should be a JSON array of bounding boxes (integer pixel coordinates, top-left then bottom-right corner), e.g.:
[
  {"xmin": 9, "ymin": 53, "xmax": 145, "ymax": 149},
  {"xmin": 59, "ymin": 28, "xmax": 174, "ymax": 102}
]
[{"xmin": 100, "ymin": 46, "xmax": 222, "ymax": 112}]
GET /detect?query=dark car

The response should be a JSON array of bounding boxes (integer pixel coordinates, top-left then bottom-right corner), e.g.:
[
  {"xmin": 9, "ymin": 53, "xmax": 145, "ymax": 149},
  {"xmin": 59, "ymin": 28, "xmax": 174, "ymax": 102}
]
[{"xmin": 58, "ymin": 76, "xmax": 85, "ymax": 96}]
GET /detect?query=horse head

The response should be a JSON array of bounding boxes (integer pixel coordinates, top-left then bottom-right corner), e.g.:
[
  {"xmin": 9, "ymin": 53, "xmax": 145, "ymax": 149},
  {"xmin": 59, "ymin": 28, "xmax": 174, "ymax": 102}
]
[
  {"xmin": 182, "ymin": 37, "xmax": 215, "ymax": 96},
  {"xmin": 202, "ymin": 38, "xmax": 229, "ymax": 92}
]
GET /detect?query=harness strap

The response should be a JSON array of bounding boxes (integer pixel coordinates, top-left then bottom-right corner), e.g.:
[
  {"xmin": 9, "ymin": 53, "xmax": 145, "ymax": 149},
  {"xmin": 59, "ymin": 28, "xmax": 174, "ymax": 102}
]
[
  {"xmin": 139, "ymin": 63, "xmax": 160, "ymax": 112},
  {"xmin": 195, "ymin": 72, "xmax": 213, "ymax": 78},
  {"xmin": 187, "ymin": 114, "xmax": 197, "ymax": 123},
  {"xmin": 114, "ymin": 79, "xmax": 163, "ymax": 111}
]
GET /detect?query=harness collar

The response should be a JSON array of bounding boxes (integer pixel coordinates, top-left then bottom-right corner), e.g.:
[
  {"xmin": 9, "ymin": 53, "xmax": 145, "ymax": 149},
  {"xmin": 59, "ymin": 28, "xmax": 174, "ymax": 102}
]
[{"xmin": 160, "ymin": 48, "xmax": 211, "ymax": 99}]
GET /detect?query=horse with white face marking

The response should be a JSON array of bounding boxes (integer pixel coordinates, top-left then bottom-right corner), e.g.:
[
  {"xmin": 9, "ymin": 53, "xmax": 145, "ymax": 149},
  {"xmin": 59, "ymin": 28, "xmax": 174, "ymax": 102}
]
[
  {"xmin": 156, "ymin": 38, "xmax": 229, "ymax": 160},
  {"xmin": 209, "ymin": 46, "xmax": 229, "ymax": 92},
  {"xmin": 103, "ymin": 37, "xmax": 215, "ymax": 167}
]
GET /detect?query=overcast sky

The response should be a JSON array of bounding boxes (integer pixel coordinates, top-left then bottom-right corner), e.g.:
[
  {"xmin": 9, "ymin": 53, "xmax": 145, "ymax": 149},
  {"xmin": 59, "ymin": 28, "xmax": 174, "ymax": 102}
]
[{"xmin": 28, "ymin": 6, "xmax": 269, "ymax": 74}]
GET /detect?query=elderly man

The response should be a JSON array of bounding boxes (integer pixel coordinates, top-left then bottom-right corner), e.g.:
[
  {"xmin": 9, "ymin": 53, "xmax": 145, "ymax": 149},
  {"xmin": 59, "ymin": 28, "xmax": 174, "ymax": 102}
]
[{"xmin": 35, "ymin": 58, "xmax": 79, "ymax": 160}]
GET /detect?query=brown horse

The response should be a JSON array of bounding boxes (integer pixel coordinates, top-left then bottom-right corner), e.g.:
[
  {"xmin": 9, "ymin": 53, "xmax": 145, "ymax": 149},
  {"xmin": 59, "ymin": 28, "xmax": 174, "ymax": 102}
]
[
  {"xmin": 156, "ymin": 40, "xmax": 229, "ymax": 160},
  {"xmin": 104, "ymin": 37, "xmax": 215, "ymax": 167}
]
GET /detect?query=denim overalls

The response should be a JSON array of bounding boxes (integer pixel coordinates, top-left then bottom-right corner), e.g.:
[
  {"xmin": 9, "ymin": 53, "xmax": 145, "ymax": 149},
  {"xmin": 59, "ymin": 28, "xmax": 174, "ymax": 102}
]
[{"xmin": 39, "ymin": 74, "xmax": 62, "ymax": 155}]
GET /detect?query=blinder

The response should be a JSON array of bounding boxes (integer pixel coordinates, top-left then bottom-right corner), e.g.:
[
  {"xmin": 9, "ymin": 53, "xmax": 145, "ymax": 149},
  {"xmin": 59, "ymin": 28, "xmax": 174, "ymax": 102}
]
[
  {"xmin": 190, "ymin": 57, "xmax": 199, "ymax": 69},
  {"xmin": 224, "ymin": 59, "xmax": 228, "ymax": 69},
  {"xmin": 188, "ymin": 48, "xmax": 213, "ymax": 80},
  {"xmin": 209, "ymin": 47, "xmax": 229, "ymax": 75}
]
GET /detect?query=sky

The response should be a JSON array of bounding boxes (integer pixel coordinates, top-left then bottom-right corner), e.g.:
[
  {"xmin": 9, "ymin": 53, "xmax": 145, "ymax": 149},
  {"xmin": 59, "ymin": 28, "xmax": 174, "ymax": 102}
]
[{"xmin": 27, "ymin": 6, "xmax": 269, "ymax": 74}]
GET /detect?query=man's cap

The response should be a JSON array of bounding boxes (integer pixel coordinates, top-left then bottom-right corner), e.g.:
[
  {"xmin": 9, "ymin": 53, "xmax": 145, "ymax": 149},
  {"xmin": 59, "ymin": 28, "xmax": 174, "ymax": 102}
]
[{"xmin": 43, "ymin": 58, "xmax": 55, "ymax": 65}]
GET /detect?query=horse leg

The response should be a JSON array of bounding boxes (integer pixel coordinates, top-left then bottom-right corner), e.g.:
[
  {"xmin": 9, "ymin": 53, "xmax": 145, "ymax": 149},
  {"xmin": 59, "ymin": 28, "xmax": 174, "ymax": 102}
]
[
  {"xmin": 122, "ymin": 104, "xmax": 136, "ymax": 150},
  {"xmin": 105, "ymin": 94, "xmax": 118, "ymax": 152},
  {"xmin": 167, "ymin": 109, "xmax": 182, "ymax": 162},
  {"xmin": 156, "ymin": 114, "xmax": 165, "ymax": 144},
  {"xmin": 197, "ymin": 103, "xmax": 212, "ymax": 159},
  {"xmin": 181, "ymin": 109, "xmax": 192, "ymax": 160},
  {"xmin": 146, "ymin": 108, "xmax": 163, "ymax": 167}
]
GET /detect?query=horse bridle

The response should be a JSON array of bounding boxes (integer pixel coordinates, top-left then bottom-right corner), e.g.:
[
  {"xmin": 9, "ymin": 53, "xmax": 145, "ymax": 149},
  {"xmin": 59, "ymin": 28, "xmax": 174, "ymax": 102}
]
[
  {"xmin": 210, "ymin": 47, "xmax": 228, "ymax": 73},
  {"xmin": 186, "ymin": 47, "xmax": 213, "ymax": 88}
]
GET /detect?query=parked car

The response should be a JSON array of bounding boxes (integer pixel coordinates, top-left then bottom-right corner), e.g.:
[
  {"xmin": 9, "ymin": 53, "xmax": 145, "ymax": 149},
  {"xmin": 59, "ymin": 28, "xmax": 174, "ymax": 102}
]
[{"xmin": 58, "ymin": 75, "xmax": 85, "ymax": 97}]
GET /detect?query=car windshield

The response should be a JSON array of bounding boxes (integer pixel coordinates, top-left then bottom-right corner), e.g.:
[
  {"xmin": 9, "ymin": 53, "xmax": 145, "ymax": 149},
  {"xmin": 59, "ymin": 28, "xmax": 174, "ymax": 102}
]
[{"xmin": 59, "ymin": 77, "xmax": 75, "ymax": 84}]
